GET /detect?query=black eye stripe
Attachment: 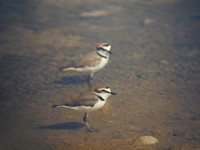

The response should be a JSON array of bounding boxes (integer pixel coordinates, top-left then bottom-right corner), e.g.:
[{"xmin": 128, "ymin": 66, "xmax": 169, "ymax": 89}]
[
  {"xmin": 101, "ymin": 90, "xmax": 111, "ymax": 93},
  {"xmin": 97, "ymin": 47, "xmax": 106, "ymax": 51},
  {"xmin": 97, "ymin": 48, "xmax": 110, "ymax": 54}
]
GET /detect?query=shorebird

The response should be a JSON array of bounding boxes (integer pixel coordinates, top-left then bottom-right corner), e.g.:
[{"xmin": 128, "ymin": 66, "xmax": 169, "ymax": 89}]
[
  {"xmin": 61, "ymin": 43, "xmax": 112, "ymax": 82},
  {"xmin": 52, "ymin": 86, "xmax": 116, "ymax": 132}
]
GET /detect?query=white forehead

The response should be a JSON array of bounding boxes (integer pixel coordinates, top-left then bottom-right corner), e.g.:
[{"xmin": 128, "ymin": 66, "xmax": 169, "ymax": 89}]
[{"xmin": 102, "ymin": 45, "xmax": 111, "ymax": 51}]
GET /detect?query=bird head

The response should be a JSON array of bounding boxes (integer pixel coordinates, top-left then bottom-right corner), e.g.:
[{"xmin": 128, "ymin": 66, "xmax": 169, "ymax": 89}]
[
  {"xmin": 94, "ymin": 86, "xmax": 116, "ymax": 100},
  {"xmin": 96, "ymin": 43, "xmax": 112, "ymax": 55}
]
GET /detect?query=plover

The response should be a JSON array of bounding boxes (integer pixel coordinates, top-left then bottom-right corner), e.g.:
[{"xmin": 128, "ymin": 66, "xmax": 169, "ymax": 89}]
[
  {"xmin": 61, "ymin": 43, "xmax": 112, "ymax": 82},
  {"xmin": 52, "ymin": 86, "xmax": 116, "ymax": 132}
]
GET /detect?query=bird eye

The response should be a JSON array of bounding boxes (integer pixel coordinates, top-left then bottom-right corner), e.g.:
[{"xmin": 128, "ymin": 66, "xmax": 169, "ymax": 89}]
[
  {"xmin": 106, "ymin": 86, "xmax": 109, "ymax": 89},
  {"xmin": 101, "ymin": 90, "xmax": 110, "ymax": 94},
  {"xmin": 97, "ymin": 47, "xmax": 104, "ymax": 50}
]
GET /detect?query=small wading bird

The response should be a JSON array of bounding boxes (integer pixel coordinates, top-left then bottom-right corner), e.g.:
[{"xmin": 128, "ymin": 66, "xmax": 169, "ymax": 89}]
[
  {"xmin": 60, "ymin": 43, "xmax": 112, "ymax": 83},
  {"xmin": 52, "ymin": 86, "xmax": 116, "ymax": 132}
]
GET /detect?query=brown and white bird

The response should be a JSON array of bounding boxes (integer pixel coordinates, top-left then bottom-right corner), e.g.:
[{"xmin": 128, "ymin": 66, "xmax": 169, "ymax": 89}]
[
  {"xmin": 61, "ymin": 43, "xmax": 112, "ymax": 81},
  {"xmin": 52, "ymin": 86, "xmax": 117, "ymax": 132}
]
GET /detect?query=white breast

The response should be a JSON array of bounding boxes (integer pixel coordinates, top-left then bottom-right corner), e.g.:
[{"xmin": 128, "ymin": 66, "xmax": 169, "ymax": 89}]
[
  {"xmin": 71, "ymin": 56, "xmax": 109, "ymax": 74},
  {"xmin": 88, "ymin": 57, "xmax": 109, "ymax": 73},
  {"xmin": 69, "ymin": 99, "xmax": 106, "ymax": 112}
]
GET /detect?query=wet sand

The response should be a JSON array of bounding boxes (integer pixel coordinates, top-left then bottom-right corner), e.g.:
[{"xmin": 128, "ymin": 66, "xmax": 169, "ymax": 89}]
[{"xmin": 0, "ymin": 0, "xmax": 200, "ymax": 149}]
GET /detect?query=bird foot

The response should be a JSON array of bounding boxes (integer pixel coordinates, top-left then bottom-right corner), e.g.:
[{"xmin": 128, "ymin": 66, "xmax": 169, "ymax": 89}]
[
  {"xmin": 85, "ymin": 122, "xmax": 99, "ymax": 132},
  {"xmin": 86, "ymin": 127, "xmax": 100, "ymax": 132}
]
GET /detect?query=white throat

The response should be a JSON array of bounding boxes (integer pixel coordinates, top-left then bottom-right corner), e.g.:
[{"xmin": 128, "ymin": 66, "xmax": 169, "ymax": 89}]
[
  {"xmin": 102, "ymin": 45, "xmax": 111, "ymax": 51},
  {"xmin": 94, "ymin": 92, "xmax": 111, "ymax": 101},
  {"xmin": 97, "ymin": 50, "xmax": 109, "ymax": 59}
]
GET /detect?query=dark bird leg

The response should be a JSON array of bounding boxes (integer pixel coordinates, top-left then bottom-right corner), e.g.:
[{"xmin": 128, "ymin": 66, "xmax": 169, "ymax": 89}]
[
  {"xmin": 87, "ymin": 73, "xmax": 93, "ymax": 81},
  {"xmin": 87, "ymin": 73, "xmax": 93, "ymax": 87},
  {"xmin": 83, "ymin": 113, "xmax": 99, "ymax": 132}
]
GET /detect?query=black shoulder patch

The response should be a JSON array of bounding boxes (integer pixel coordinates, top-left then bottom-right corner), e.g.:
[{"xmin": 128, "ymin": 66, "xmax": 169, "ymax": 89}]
[
  {"xmin": 97, "ymin": 53, "xmax": 107, "ymax": 59},
  {"xmin": 96, "ymin": 95, "xmax": 105, "ymax": 101}
]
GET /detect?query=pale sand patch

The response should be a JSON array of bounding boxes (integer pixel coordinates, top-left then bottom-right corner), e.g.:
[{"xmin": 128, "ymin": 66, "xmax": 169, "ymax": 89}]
[
  {"xmin": 140, "ymin": 136, "xmax": 159, "ymax": 144},
  {"xmin": 144, "ymin": 18, "xmax": 155, "ymax": 25},
  {"xmin": 80, "ymin": 10, "xmax": 107, "ymax": 17},
  {"xmin": 80, "ymin": 5, "xmax": 122, "ymax": 17}
]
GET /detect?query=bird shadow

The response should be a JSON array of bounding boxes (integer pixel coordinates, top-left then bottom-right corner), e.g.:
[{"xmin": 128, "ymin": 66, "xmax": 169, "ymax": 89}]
[
  {"xmin": 33, "ymin": 122, "xmax": 85, "ymax": 130},
  {"xmin": 54, "ymin": 75, "xmax": 88, "ymax": 85}
]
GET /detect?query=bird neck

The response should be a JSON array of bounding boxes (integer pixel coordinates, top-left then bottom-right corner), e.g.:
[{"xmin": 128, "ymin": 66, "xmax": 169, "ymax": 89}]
[
  {"xmin": 95, "ymin": 93, "xmax": 110, "ymax": 101},
  {"xmin": 97, "ymin": 50, "xmax": 109, "ymax": 59}
]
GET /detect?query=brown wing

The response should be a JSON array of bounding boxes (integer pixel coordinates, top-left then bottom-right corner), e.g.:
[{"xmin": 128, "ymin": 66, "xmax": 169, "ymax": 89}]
[
  {"xmin": 73, "ymin": 51, "xmax": 101, "ymax": 68},
  {"xmin": 64, "ymin": 91, "xmax": 98, "ymax": 107}
]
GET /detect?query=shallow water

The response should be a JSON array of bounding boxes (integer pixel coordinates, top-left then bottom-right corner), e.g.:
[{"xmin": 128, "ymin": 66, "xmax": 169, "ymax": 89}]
[{"xmin": 0, "ymin": 0, "xmax": 200, "ymax": 149}]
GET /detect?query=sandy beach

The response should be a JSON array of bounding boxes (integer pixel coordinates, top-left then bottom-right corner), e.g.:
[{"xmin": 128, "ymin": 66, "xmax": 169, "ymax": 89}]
[{"xmin": 0, "ymin": 0, "xmax": 200, "ymax": 149}]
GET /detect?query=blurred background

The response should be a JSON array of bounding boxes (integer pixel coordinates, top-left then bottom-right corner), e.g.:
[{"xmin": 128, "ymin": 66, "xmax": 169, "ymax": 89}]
[{"xmin": 0, "ymin": 0, "xmax": 200, "ymax": 149}]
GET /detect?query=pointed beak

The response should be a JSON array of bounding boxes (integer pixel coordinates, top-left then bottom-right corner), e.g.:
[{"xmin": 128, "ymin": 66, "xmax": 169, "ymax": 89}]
[
  {"xmin": 110, "ymin": 92, "xmax": 117, "ymax": 95},
  {"xmin": 108, "ymin": 51, "xmax": 113, "ymax": 54}
]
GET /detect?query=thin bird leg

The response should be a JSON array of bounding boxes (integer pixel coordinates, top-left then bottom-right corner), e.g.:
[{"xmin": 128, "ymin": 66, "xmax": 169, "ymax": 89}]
[
  {"xmin": 90, "ymin": 73, "xmax": 94, "ymax": 79},
  {"xmin": 87, "ymin": 74, "xmax": 93, "ymax": 87},
  {"xmin": 83, "ymin": 113, "xmax": 98, "ymax": 132},
  {"xmin": 87, "ymin": 73, "xmax": 93, "ymax": 81},
  {"xmin": 83, "ymin": 113, "xmax": 92, "ymax": 131}
]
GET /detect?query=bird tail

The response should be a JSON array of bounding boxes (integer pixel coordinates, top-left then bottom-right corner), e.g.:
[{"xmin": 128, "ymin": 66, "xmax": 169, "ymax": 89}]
[
  {"xmin": 52, "ymin": 104, "xmax": 70, "ymax": 108},
  {"xmin": 60, "ymin": 66, "xmax": 76, "ymax": 71},
  {"xmin": 52, "ymin": 105, "xmax": 58, "ymax": 108}
]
